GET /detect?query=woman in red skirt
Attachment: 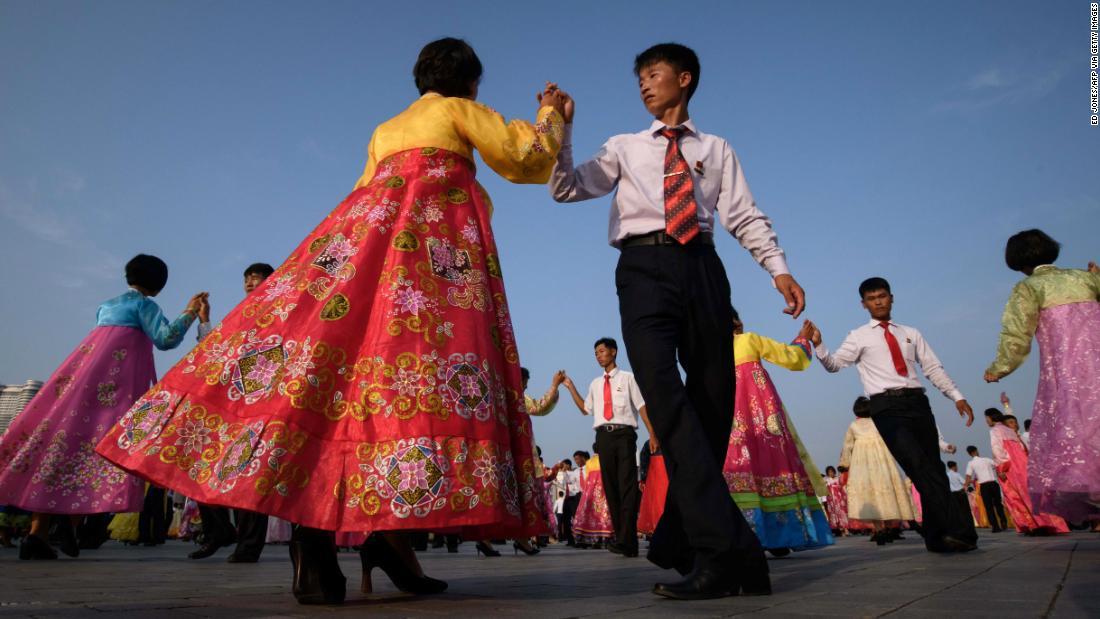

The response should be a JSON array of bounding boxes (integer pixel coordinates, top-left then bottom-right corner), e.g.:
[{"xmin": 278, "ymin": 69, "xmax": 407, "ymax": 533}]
[{"xmin": 97, "ymin": 38, "xmax": 566, "ymax": 604}]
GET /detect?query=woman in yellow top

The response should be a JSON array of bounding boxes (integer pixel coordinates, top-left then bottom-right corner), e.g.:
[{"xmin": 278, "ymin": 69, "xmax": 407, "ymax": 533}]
[
  {"xmin": 723, "ymin": 311, "xmax": 834, "ymax": 553},
  {"xmin": 95, "ymin": 38, "xmax": 567, "ymax": 605}
]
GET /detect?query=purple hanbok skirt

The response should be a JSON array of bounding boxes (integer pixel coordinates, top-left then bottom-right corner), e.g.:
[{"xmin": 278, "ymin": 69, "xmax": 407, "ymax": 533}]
[{"xmin": 1029, "ymin": 301, "xmax": 1100, "ymax": 522}]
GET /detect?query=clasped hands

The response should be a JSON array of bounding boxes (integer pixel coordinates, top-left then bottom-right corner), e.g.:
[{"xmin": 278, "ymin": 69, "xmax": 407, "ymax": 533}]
[{"xmin": 184, "ymin": 292, "xmax": 211, "ymax": 323}]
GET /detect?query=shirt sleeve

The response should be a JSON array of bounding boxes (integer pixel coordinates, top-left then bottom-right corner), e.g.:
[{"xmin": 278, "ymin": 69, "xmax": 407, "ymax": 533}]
[
  {"xmin": 525, "ymin": 386, "xmax": 559, "ymax": 416},
  {"xmin": 548, "ymin": 124, "xmax": 621, "ymax": 203},
  {"xmin": 454, "ymin": 101, "xmax": 565, "ymax": 184},
  {"xmin": 196, "ymin": 322, "xmax": 213, "ymax": 342},
  {"xmin": 583, "ymin": 381, "xmax": 595, "ymax": 416},
  {"xmin": 989, "ymin": 433, "xmax": 1009, "ymax": 466},
  {"xmin": 911, "ymin": 328, "xmax": 964, "ymax": 402},
  {"xmin": 815, "ymin": 331, "xmax": 860, "ymax": 373},
  {"xmin": 626, "ymin": 374, "xmax": 646, "ymax": 409},
  {"xmin": 838, "ymin": 424, "xmax": 856, "ymax": 468},
  {"xmin": 137, "ymin": 299, "xmax": 195, "ymax": 351},
  {"xmin": 985, "ymin": 280, "xmax": 1039, "ymax": 379},
  {"xmin": 756, "ymin": 333, "xmax": 812, "ymax": 371},
  {"xmin": 714, "ymin": 143, "xmax": 789, "ymax": 277},
  {"xmin": 937, "ymin": 425, "xmax": 952, "ymax": 453}
]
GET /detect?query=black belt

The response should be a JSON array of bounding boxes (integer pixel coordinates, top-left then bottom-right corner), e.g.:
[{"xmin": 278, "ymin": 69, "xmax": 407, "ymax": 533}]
[
  {"xmin": 596, "ymin": 423, "xmax": 635, "ymax": 432},
  {"xmin": 871, "ymin": 387, "xmax": 925, "ymax": 398},
  {"xmin": 620, "ymin": 230, "xmax": 714, "ymax": 249}
]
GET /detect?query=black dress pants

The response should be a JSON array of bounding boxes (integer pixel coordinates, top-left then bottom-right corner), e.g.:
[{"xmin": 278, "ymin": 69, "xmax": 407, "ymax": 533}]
[
  {"xmin": 138, "ymin": 486, "xmax": 167, "ymax": 544},
  {"xmin": 616, "ymin": 243, "xmax": 761, "ymax": 572},
  {"xmin": 596, "ymin": 427, "xmax": 640, "ymax": 553},
  {"xmin": 199, "ymin": 504, "xmax": 268, "ymax": 558},
  {"xmin": 952, "ymin": 490, "xmax": 971, "ymax": 525},
  {"xmin": 979, "ymin": 482, "xmax": 1008, "ymax": 531},
  {"xmin": 869, "ymin": 392, "xmax": 978, "ymax": 550},
  {"xmin": 561, "ymin": 494, "xmax": 581, "ymax": 545}
]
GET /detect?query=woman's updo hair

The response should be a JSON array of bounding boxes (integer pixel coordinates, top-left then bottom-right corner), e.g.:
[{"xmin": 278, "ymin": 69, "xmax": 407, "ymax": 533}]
[
  {"xmin": 125, "ymin": 254, "xmax": 169, "ymax": 294},
  {"xmin": 413, "ymin": 37, "xmax": 483, "ymax": 98}
]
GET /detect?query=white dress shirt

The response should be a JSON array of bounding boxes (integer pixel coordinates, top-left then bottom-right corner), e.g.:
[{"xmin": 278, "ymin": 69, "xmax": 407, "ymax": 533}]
[
  {"xmin": 947, "ymin": 470, "xmax": 966, "ymax": 492},
  {"xmin": 965, "ymin": 456, "xmax": 998, "ymax": 484},
  {"xmin": 564, "ymin": 468, "xmax": 582, "ymax": 497},
  {"xmin": 815, "ymin": 319, "xmax": 965, "ymax": 401},
  {"xmin": 549, "ymin": 120, "xmax": 789, "ymax": 277},
  {"xmin": 583, "ymin": 367, "xmax": 645, "ymax": 429}
]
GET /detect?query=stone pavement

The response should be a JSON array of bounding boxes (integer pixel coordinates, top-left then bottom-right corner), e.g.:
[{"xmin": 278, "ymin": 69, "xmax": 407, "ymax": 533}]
[{"xmin": 1, "ymin": 531, "xmax": 1097, "ymax": 618}]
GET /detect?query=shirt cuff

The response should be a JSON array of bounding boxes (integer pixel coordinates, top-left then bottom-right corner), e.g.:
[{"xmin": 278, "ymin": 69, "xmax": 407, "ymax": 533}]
[
  {"xmin": 946, "ymin": 389, "xmax": 965, "ymax": 402},
  {"xmin": 763, "ymin": 255, "xmax": 791, "ymax": 278},
  {"xmin": 561, "ymin": 123, "xmax": 574, "ymax": 148},
  {"xmin": 814, "ymin": 345, "xmax": 830, "ymax": 360}
]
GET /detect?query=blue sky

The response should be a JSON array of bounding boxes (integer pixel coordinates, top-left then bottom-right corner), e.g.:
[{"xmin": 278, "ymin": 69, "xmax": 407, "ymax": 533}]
[{"xmin": 1, "ymin": 1, "xmax": 1095, "ymax": 471}]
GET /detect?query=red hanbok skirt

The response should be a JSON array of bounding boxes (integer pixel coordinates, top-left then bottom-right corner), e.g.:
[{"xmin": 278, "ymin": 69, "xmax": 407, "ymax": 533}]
[
  {"xmin": 637, "ymin": 454, "xmax": 668, "ymax": 536},
  {"xmin": 96, "ymin": 148, "xmax": 547, "ymax": 538}
]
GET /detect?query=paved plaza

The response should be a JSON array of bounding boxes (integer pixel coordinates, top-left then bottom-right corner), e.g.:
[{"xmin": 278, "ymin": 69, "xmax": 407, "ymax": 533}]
[{"xmin": 1, "ymin": 531, "xmax": 1097, "ymax": 618}]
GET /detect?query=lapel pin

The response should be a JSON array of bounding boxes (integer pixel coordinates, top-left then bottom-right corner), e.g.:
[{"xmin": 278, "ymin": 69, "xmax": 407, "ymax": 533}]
[{"xmin": 694, "ymin": 161, "xmax": 705, "ymax": 176}]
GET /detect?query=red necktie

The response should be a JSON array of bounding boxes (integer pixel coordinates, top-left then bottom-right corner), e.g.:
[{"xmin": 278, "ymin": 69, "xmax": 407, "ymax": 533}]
[
  {"xmin": 880, "ymin": 321, "xmax": 909, "ymax": 377},
  {"xmin": 603, "ymin": 374, "xmax": 614, "ymax": 421},
  {"xmin": 660, "ymin": 127, "xmax": 700, "ymax": 244}
]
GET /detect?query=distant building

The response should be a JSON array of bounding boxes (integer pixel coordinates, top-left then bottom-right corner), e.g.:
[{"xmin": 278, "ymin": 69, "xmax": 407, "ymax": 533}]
[{"xmin": 0, "ymin": 380, "xmax": 43, "ymax": 436}]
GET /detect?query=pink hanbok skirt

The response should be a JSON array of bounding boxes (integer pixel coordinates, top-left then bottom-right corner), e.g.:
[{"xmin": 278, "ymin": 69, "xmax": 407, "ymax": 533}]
[{"xmin": 0, "ymin": 326, "xmax": 153, "ymax": 514}]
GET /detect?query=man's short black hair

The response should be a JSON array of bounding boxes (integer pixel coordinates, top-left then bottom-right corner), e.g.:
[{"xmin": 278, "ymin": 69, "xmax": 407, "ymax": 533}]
[
  {"xmin": 243, "ymin": 262, "xmax": 274, "ymax": 279},
  {"xmin": 634, "ymin": 43, "xmax": 701, "ymax": 100},
  {"xmin": 858, "ymin": 277, "xmax": 891, "ymax": 299},
  {"xmin": 947, "ymin": 460, "xmax": 957, "ymax": 469},
  {"xmin": 852, "ymin": 396, "xmax": 872, "ymax": 418},
  {"xmin": 573, "ymin": 450, "xmax": 590, "ymax": 460},
  {"xmin": 594, "ymin": 337, "xmax": 618, "ymax": 351},
  {"xmin": 520, "ymin": 367, "xmax": 531, "ymax": 381},
  {"xmin": 1024, "ymin": 418, "xmax": 1031, "ymax": 430},
  {"xmin": 125, "ymin": 254, "xmax": 169, "ymax": 293},
  {"xmin": 1004, "ymin": 229, "xmax": 1060, "ymax": 273},
  {"xmin": 966, "ymin": 445, "xmax": 978, "ymax": 455},
  {"xmin": 413, "ymin": 37, "xmax": 482, "ymax": 98}
]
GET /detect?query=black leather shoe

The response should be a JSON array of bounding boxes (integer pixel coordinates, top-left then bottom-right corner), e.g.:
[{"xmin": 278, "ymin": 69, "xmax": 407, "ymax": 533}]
[
  {"xmin": 57, "ymin": 521, "xmax": 80, "ymax": 558},
  {"xmin": 360, "ymin": 534, "xmax": 447, "ymax": 595},
  {"xmin": 227, "ymin": 552, "xmax": 260, "ymax": 563},
  {"xmin": 18, "ymin": 535, "xmax": 57, "ymax": 560},
  {"xmin": 189, "ymin": 540, "xmax": 231, "ymax": 560},
  {"xmin": 646, "ymin": 546, "xmax": 694, "ymax": 575},
  {"xmin": 940, "ymin": 535, "xmax": 977, "ymax": 552},
  {"xmin": 653, "ymin": 567, "xmax": 736, "ymax": 600}
]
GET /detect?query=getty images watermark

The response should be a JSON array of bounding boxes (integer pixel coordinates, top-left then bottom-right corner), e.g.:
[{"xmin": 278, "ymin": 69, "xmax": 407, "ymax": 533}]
[{"xmin": 1092, "ymin": 3, "xmax": 1098, "ymax": 125}]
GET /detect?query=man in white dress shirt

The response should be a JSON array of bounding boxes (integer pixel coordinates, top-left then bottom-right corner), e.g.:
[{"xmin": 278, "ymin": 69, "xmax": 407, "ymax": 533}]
[
  {"xmin": 547, "ymin": 42, "xmax": 804, "ymax": 600},
  {"xmin": 965, "ymin": 446, "xmax": 1007, "ymax": 532},
  {"xmin": 811, "ymin": 277, "xmax": 978, "ymax": 553},
  {"xmin": 563, "ymin": 338, "xmax": 650, "ymax": 558}
]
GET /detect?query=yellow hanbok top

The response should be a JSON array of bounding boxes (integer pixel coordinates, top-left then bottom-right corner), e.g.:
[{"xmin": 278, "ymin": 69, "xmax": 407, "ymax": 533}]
[
  {"xmin": 733, "ymin": 332, "xmax": 812, "ymax": 369},
  {"xmin": 354, "ymin": 93, "xmax": 564, "ymax": 190}
]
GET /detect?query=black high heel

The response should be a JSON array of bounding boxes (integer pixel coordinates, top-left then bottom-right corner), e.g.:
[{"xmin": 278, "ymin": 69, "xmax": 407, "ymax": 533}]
[
  {"xmin": 289, "ymin": 526, "xmax": 346, "ymax": 605},
  {"xmin": 360, "ymin": 534, "xmax": 447, "ymax": 594},
  {"xmin": 475, "ymin": 540, "xmax": 501, "ymax": 557},
  {"xmin": 513, "ymin": 540, "xmax": 539, "ymax": 556},
  {"xmin": 18, "ymin": 534, "xmax": 57, "ymax": 561}
]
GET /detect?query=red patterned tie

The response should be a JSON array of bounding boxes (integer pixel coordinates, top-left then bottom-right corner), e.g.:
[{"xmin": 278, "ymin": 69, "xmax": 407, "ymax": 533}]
[
  {"xmin": 603, "ymin": 374, "xmax": 614, "ymax": 421},
  {"xmin": 879, "ymin": 321, "xmax": 909, "ymax": 377},
  {"xmin": 661, "ymin": 127, "xmax": 700, "ymax": 244}
]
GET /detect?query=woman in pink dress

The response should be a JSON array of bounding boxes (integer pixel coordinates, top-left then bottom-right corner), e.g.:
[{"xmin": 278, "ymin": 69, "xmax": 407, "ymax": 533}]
[
  {"xmin": 823, "ymin": 466, "xmax": 849, "ymax": 535},
  {"xmin": 984, "ymin": 409, "xmax": 1068, "ymax": 535},
  {"xmin": 0, "ymin": 255, "xmax": 203, "ymax": 560},
  {"xmin": 572, "ymin": 452, "xmax": 614, "ymax": 547}
]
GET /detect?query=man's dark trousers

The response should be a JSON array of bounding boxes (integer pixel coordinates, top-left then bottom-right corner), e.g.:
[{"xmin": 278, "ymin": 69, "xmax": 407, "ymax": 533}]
[
  {"xmin": 869, "ymin": 391, "xmax": 979, "ymax": 550},
  {"xmin": 561, "ymin": 493, "xmax": 581, "ymax": 545},
  {"xmin": 616, "ymin": 242, "xmax": 762, "ymax": 573},
  {"xmin": 198, "ymin": 505, "xmax": 269, "ymax": 558},
  {"xmin": 596, "ymin": 426, "xmax": 640, "ymax": 554},
  {"xmin": 979, "ymin": 482, "xmax": 1007, "ymax": 532}
]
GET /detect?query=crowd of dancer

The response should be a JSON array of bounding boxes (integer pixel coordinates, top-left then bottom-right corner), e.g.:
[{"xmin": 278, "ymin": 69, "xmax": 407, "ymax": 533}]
[{"xmin": 0, "ymin": 37, "xmax": 1096, "ymax": 606}]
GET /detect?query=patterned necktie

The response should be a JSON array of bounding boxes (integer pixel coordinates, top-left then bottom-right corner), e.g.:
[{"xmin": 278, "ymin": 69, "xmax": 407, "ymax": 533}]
[
  {"xmin": 660, "ymin": 127, "xmax": 701, "ymax": 244},
  {"xmin": 603, "ymin": 374, "xmax": 614, "ymax": 421},
  {"xmin": 879, "ymin": 321, "xmax": 909, "ymax": 377}
]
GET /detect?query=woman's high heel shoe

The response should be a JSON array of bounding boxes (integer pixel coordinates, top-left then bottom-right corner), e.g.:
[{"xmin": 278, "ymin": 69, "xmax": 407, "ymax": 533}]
[
  {"xmin": 475, "ymin": 540, "xmax": 501, "ymax": 557},
  {"xmin": 360, "ymin": 534, "xmax": 447, "ymax": 595},
  {"xmin": 289, "ymin": 527, "xmax": 346, "ymax": 605},
  {"xmin": 513, "ymin": 540, "xmax": 539, "ymax": 556}
]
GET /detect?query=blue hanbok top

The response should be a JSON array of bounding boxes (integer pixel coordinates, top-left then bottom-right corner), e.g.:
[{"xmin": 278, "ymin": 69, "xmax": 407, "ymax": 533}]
[{"xmin": 95, "ymin": 289, "xmax": 195, "ymax": 351}]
